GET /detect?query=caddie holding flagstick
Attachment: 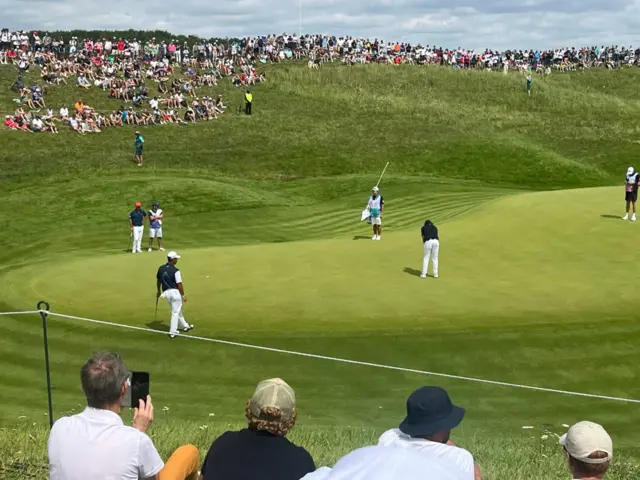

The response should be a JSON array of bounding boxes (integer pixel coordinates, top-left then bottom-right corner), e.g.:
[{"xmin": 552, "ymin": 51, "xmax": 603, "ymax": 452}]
[
  {"xmin": 367, "ymin": 186, "xmax": 384, "ymax": 240},
  {"xmin": 361, "ymin": 162, "xmax": 388, "ymax": 240}
]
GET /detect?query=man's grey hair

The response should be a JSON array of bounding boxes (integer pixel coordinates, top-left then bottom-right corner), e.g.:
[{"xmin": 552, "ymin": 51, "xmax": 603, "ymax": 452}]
[{"xmin": 80, "ymin": 352, "xmax": 129, "ymax": 409}]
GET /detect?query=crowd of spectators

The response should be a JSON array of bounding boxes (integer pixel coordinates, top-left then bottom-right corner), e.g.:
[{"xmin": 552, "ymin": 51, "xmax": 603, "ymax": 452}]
[
  {"xmin": 47, "ymin": 351, "xmax": 615, "ymax": 480},
  {"xmin": 1, "ymin": 29, "xmax": 266, "ymax": 134},
  {"xmin": 2, "ymin": 29, "xmax": 639, "ymax": 134}
]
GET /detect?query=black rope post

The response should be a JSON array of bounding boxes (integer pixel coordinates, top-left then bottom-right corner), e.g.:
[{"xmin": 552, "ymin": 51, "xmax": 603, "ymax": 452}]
[{"xmin": 37, "ymin": 300, "xmax": 53, "ymax": 429}]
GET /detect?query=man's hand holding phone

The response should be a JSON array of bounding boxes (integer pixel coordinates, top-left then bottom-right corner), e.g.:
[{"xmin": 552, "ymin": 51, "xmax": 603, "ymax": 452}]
[{"xmin": 133, "ymin": 395, "xmax": 154, "ymax": 433}]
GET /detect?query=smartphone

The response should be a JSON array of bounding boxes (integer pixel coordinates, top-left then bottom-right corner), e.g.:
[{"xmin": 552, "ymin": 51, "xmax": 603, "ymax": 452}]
[{"xmin": 122, "ymin": 371, "xmax": 150, "ymax": 409}]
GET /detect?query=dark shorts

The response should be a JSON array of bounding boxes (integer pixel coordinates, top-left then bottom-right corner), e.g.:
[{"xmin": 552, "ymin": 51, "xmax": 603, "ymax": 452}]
[
  {"xmin": 625, "ymin": 191, "xmax": 637, "ymax": 202},
  {"xmin": 136, "ymin": 146, "xmax": 143, "ymax": 156}
]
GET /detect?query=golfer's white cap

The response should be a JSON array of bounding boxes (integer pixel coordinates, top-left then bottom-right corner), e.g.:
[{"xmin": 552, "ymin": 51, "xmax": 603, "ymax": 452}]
[
  {"xmin": 167, "ymin": 251, "xmax": 181, "ymax": 259},
  {"xmin": 372, "ymin": 186, "xmax": 379, "ymax": 192},
  {"xmin": 627, "ymin": 166, "xmax": 634, "ymax": 176},
  {"xmin": 559, "ymin": 421, "xmax": 613, "ymax": 464}
]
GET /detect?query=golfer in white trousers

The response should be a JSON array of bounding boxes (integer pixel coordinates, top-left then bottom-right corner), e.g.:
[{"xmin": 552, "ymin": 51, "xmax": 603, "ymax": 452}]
[
  {"xmin": 420, "ymin": 219, "xmax": 439, "ymax": 278},
  {"xmin": 129, "ymin": 202, "xmax": 147, "ymax": 253},
  {"xmin": 156, "ymin": 251, "xmax": 195, "ymax": 338}
]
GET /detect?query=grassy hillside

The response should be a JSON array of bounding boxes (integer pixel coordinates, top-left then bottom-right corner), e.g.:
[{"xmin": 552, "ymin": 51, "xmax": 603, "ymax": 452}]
[{"xmin": 1, "ymin": 63, "xmax": 640, "ymax": 479}]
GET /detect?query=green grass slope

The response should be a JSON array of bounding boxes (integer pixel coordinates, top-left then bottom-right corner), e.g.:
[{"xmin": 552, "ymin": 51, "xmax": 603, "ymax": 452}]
[{"xmin": 1, "ymin": 63, "xmax": 639, "ymax": 478}]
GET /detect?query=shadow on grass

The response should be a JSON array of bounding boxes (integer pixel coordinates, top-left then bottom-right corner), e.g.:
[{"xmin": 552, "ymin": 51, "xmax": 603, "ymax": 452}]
[
  {"xmin": 146, "ymin": 320, "xmax": 169, "ymax": 332},
  {"xmin": 403, "ymin": 267, "xmax": 422, "ymax": 277},
  {"xmin": 601, "ymin": 214, "xmax": 622, "ymax": 220},
  {"xmin": 353, "ymin": 235, "xmax": 372, "ymax": 240}
]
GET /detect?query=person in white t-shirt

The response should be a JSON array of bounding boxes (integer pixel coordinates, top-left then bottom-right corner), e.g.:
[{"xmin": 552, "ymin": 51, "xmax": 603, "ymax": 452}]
[
  {"xmin": 48, "ymin": 352, "xmax": 199, "ymax": 480},
  {"xmin": 376, "ymin": 386, "xmax": 481, "ymax": 480},
  {"xmin": 301, "ymin": 445, "xmax": 463, "ymax": 480}
]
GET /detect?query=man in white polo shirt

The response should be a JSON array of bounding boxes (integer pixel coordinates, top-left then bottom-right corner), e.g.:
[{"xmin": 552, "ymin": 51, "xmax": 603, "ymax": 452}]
[
  {"xmin": 48, "ymin": 352, "xmax": 199, "ymax": 480},
  {"xmin": 559, "ymin": 421, "xmax": 613, "ymax": 479}
]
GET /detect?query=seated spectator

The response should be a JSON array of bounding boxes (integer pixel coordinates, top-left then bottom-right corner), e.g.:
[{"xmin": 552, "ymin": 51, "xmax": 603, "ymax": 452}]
[
  {"xmin": 59, "ymin": 106, "xmax": 69, "ymax": 122},
  {"xmin": 301, "ymin": 445, "xmax": 464, "ymax": 480},
  {"xmin": 31, "ymin": 115, "xmax": 44, "ymax": 132},
  {"xmin": 5, "ymin": 114, "xmax": 31, "ymax": 132},
  {"xmin": 48, "ymin": 352, "xmax": 199, "ymax": 480},
  {"xmin": 560, "ymin": 421, "xmax": 613, "ymax": 479},
  {"xmin": 198, "ymin": 378, "xmax": 315, "ymax": 480},
  {"xmin": 77, "ymin": 74, "xmax": 91, "ymax": 88},
  {"xmin": 377, "ymin": 386, "xmax": 481, "ymax": 480}
]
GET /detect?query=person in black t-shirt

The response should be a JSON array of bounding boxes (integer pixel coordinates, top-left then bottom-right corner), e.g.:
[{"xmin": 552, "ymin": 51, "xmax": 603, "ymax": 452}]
[{"xmin": 199, "ymin": 378, "xmax": 316, "ymax": 480}]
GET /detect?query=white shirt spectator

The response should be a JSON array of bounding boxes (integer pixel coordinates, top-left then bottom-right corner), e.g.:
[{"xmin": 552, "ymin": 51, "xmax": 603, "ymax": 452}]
[
  {"xmin": 301, "ymin": 445, "xmax": 464, "ymax": 480},
  {"xmin": 31, "ymin": 118, "xmax": 43, "ymax": 131},
  {"xmin": 377, "ymin": 428, "xmax": 474, "ymax": 479},
  {"xmin": 150, "ymin": 98, "xmax": 159, "ymax": 109},
  {"xmin": 48, "ymin": 407, "xmax": 164, "ymax": 480},
  {"xmin": 60, "ymin": 107, "xmax": 69, "ymax": 118}
]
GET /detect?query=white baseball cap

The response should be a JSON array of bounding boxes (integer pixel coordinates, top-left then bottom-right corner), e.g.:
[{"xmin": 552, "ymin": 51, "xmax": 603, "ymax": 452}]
[
  {"xmin": 627, "ymin": 166, "xmax": 634, "ymax": 176},
  {"xmin": 372, "ymin": 186, "xmax": 379, "ymax": 192},
  {"xmin": 167, "ymin": 251, "xmax": 181, "ymax": 259},
  {"xmin": 559, "ymin": 421, "xmax": 613, "ymax": 464}
]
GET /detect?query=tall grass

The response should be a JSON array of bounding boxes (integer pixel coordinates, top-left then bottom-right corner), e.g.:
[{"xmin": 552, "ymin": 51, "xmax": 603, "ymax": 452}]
[{"xmin": 2, "ymin": 420, "xmax": 638, "ymax": 479}]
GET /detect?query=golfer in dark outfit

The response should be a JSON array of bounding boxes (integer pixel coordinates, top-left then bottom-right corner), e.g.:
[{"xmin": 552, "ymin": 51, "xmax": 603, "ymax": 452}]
[
  {"xmin": 156, "ymin": 251, "xmax": 194, "ymax": 338},
  {"xmin": 420, "ymin": 220, "xmax": 439, "ymax": 278}
]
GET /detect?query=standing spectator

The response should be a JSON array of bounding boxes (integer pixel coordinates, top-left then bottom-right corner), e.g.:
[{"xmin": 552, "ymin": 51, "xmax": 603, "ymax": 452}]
[
  {"xmin": 244, "ymin": 89, "xmax": 252, "ymax": 115},
  {"xmin": 199, "ymin": 378, "xmax": 315, "ymax": 480},
  {"xmin": 623, "ymin": 166, "xmax": 638, "ymax": 221},
  {"xmin": 156, "ymin": 251, "xmax": 194, "ymax": 338},
  {"xmin": 129, "ymin": 201, "xmax": 146, "ymax": 254},
  {"xmin": 377, "ymin": 386, "xmax": 481, "ymax": 480},
  {"xmin": 48, "ymin": 352, "xmax": 199, "ymax": 480},
  {"xmin": 135, "ymin": 130, "xmax": 145, "ymax": 166},
  {"xmin": 148, "ymin": 201, "xmax": 165, "ymax": 252},
  {"xmin": 420, "ymin": 219, "xmax": 439, "ymax": 278},
  {"xmin": 560, "ymin": 421, "xmax": 613, "ymax": 479}
]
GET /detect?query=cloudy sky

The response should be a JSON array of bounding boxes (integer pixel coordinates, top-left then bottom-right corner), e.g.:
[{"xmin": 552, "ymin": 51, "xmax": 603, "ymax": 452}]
[{"xmin": 3, "ymin": 0, "xmax": 640, "ymax": 50}]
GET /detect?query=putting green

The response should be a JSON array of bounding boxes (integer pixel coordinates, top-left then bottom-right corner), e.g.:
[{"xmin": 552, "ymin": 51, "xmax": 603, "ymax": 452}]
[
  {"xmin": 4, "ymin": 186, "xmax": 638, "ymax": 336},
  {"xmin": 2, "ymin": 185, "xmax": 640, "ymax": 445}
]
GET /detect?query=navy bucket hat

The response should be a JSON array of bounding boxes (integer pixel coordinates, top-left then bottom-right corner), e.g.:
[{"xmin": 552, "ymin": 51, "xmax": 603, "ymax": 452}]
[{"xmin": 399, "ymin": 386, "xmax": 465, "ymax": 437}]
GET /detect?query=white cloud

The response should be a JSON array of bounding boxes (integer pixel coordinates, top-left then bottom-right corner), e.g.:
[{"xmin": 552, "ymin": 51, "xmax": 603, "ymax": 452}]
[{"xmin": 2, "ymin": 0, "xmax": 640, "ymax": 50}]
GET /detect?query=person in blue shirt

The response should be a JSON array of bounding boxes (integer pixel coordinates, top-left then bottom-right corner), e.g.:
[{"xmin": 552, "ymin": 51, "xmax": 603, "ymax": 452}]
[
  {"xmin": 135, "ymin": 131, "xmax": 144, "ymax": 166},
  {"xmin": 128, "ymin": 202, "xmax": 147, "ymax": 253}
]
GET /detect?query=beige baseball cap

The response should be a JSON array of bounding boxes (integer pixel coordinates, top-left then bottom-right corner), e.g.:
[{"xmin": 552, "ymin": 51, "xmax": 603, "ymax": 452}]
[
  {"xmin": 249, "ymin": 378, "xmax": 296, "ymax": 421},
  {"xmin": 559, "ymin": 421, "xmax": 613, "ymax": 464}
]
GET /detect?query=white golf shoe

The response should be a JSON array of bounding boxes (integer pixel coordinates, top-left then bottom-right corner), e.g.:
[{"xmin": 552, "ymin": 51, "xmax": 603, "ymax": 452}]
[
  {"xmin": 159, "ymin": 247, "xmax": 165, "ymax": 251},
  {"xmin": 148, "ymin": 248, "xmax": 152, "ymax": 252},
  {"xmin": 183, "ymin": 324, "xmax": 195, "ymax": 332},
  {"xmin": 633, "ymin": 214, "xmax": 637, "ymax": 222},
  {"xmin": 623, "ymin": 214, "xmax": 629, "ymax": 220},
  {"xmin": 420, "ymin": 274, "xmax": 426, "ymax": 279},
  {"xmin": 372, "ymin": 235, "xmax": 377, "ymax": 240},
  {"xmin": 376, "ymin": 235, "xmax": 381, "ymax": 240}
]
